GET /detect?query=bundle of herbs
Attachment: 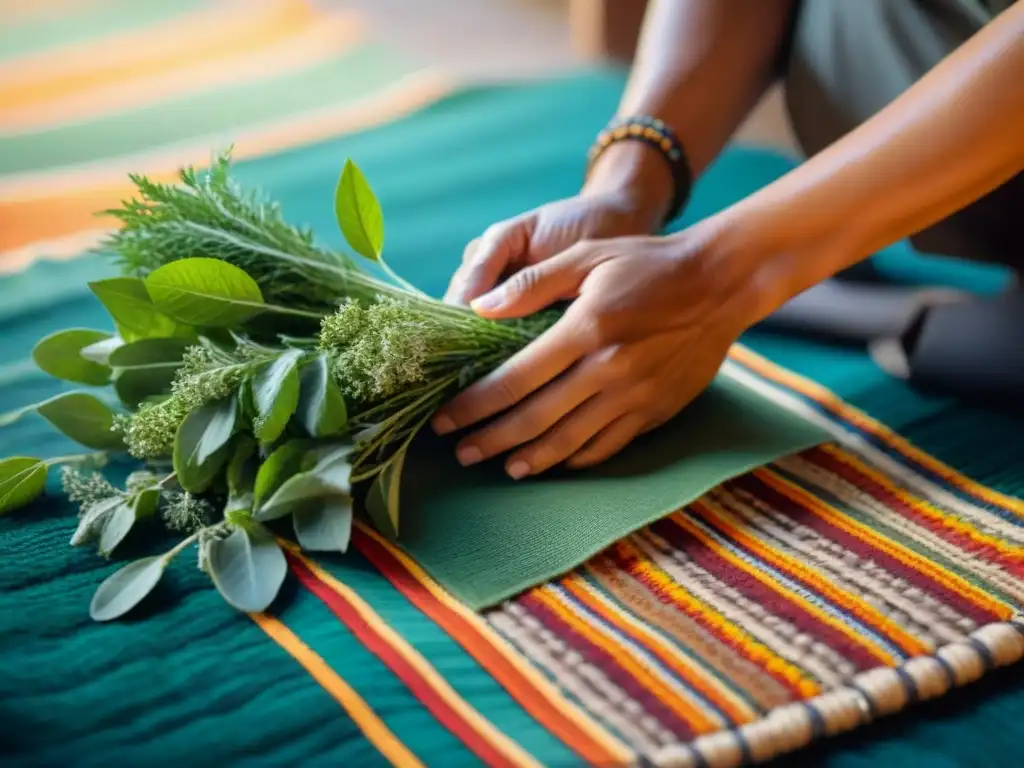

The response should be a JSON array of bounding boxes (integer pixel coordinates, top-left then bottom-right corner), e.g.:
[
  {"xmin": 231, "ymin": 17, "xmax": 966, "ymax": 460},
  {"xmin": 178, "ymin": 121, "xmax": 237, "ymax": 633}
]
[{"xmin": 0, "ymin": 151, "xmax": 554, "ymax": 621}]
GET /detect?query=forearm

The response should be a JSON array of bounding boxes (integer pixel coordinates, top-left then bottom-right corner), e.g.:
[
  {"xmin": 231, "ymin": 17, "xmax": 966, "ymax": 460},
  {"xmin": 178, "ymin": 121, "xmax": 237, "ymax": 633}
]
[
  {"xmin": 738, "ymin": 3, "xmax": 1024, "ymax": 319},
  {"xmin": 584, "ymin": 0, "xmax": 797, "ymax": 225}
]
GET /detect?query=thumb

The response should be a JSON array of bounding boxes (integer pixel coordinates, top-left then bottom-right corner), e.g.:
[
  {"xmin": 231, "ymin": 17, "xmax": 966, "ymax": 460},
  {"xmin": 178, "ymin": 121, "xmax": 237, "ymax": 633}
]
[
  {"xmin": 445, "ymin": 218, "xmax": 528, "ymax": 305},
  {"xmin": 470, "ymin": 242, "xmax": 597, "ymax": 319}
]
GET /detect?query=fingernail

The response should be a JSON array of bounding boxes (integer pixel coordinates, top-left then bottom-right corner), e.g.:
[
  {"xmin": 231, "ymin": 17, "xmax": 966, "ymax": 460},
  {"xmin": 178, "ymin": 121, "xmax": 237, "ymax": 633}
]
[
  {"xmin": 456, "ymin": 445, "xmax": 482, "ymax": 467},
  {"xmin": 471, "ymin": 287, "xmax": 505, "ymax": 312},
  {"xmin": 507, "ymin": 460, "xmax": 530, "ymax": 480},
  {"xmin": 433, "ymin": 414, "xmax": 456, "ymax": 435}
]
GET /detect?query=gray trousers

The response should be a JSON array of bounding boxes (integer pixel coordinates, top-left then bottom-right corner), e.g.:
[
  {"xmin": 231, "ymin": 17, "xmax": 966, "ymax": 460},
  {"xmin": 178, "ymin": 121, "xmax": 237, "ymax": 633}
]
[{"xmin": 783, "ymin": 0, "xmax": 1021, "ymax": 270}]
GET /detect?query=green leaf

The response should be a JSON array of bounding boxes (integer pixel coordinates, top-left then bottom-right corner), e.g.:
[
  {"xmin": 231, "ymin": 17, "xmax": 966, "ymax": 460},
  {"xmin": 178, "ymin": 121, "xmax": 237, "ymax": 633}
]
[
  {"xmin": 71, "ymin": 496, "xmax": 121, "ymax": 547},
  {"xmin": 98, "ymin": 501, "xmax": 136, "ymax": 556},
  {"xmin": 80, "ymin": 335, "xmax": 125, "ymax": 365},
  {"xmin": 146, "ymin": 258, "xmax": 265, "ymax": 327},
  {"xmin": 207, "ymin": 524, "xmax": 287, "ymax": 613},
  {"xmin": 364, "ymin": 448, "xmax": 406, "ymax": 539},
  {"xmin": 0, "ymin": 457, "xmax": 47, "ymax": 514},
  {"xmin": 88, "ymin": 277, "xmax": 188, "ymax": 341},
  {"xmin": 32, "ymin": 329, "xmax": 112, "ymax": 385},
  {"xmin": 297, "ymin": 354, "xmax": 347, "ymax": 437},
  {"xmin": 110, "ymin": 337, "xmax": 192, "ymax": 408},
  {"xmin": 335, "ymin": 159, "xmax": 384, "ymax": 260},
  {"xmin": 293, "ymin": 497, "xmax": 352, "ymax": 553},
  {"xmin": 173, "ymin": 399, "xmax": 236, "ymax": 493},
  {"xmin": 36, "ymin": 392, "xmax": 124, "ymax": 450},
  {"xmin": 89, "ymin": 555, "xmax": 166, "ymax": 622},
  {"xmin": 253, "ymin": 440, "xmax": 311, "ymax": 508},
  {"xmin": 134, "ymin": 487, "xmax": 161, "ymax": 518},
  {"xmin": 253, "ymin": 349, "xmax": 302, "ymax": 445},
  {"xmin": 255, "ymin": 448, "xmax": 352, "ymax": 521},
  {"xmin": 226, "ymin": 435, "xmax": 258, "ymax": 498}
]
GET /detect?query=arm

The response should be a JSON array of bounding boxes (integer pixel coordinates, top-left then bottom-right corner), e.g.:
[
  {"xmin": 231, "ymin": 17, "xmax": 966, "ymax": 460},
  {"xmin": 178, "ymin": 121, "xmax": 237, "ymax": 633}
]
[
  {"xmin": 734, "ymin": 2, "xmax": 1024, "ymax": 321},
  {"xmin": 584, "ymin": 0, "xmax": 798, "ymax": 224}
]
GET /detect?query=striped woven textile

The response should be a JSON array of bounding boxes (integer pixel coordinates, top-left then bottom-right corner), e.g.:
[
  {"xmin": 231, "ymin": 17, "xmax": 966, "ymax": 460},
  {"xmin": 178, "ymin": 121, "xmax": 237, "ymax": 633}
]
[
  {"xmin": 0, "ymin": 0, "xmax": 453, "ymax": 264},
  {"xmin": 247, "ymin": 346, "xmax": 1024, "ymax": 767}
]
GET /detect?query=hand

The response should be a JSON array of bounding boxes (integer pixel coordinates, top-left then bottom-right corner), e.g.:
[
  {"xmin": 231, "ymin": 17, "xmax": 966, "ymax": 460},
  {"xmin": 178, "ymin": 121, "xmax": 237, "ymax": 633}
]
[
  {"xmin": 444, "ymin": 188, "xmax": 665, "ymax": 306},
  {"xmin": 432, "ymin": 219, "xmax": 765, "ymax": 477}
]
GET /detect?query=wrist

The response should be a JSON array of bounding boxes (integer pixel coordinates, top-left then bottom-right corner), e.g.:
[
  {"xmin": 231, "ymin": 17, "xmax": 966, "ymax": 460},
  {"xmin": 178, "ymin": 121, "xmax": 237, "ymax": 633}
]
[{"xmin": 581, "ymin": 142, "xmax": 674, "ymax": 233}]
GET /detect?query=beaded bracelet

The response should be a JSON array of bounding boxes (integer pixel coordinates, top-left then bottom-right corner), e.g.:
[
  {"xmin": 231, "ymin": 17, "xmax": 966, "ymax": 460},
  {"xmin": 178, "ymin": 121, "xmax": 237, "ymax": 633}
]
[{"xmin": 585, "ymin": 115, "xmax": 693, "ymax": 226}]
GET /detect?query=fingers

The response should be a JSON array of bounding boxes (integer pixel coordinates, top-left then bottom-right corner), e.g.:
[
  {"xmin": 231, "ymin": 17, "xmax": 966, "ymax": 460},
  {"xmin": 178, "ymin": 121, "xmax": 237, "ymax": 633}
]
[
  {"xmin": 444, "ymin": 219, "xmax": 528, "ymax": 305},
  {"xmin": 470, "ymin": 241, "xmax": 605, "ymax": 320},
  {"xmin": 432, "ymin": 313, "xmax": 590, "ymax": 434},
  {"xmin": 566, "ymin": 412, "xmax": 651, "ymax": 469},
  {"xmin": 503, "ymin": 394, "xmax": 632, "ymax": 478},
  {"xmin": 451, "ymin": 356, "xmax": 611, "ymax": 469}
]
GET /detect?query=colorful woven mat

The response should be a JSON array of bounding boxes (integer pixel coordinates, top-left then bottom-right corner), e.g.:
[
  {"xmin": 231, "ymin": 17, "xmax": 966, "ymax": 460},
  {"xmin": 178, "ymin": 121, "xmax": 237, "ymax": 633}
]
[{"xmin": 3, "ymin": 6, "xmax": 1024, "ymax": 763}]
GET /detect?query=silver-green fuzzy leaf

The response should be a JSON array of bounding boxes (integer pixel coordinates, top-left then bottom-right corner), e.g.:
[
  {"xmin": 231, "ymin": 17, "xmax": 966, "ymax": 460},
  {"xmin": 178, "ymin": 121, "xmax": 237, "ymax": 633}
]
[
  {"xmin": 89, "ymin": 556, "xmax": 166, "ymax": 622},
  {"xmin": 207, "ymin": 524, "xmax": 286, "ymax": 613}
]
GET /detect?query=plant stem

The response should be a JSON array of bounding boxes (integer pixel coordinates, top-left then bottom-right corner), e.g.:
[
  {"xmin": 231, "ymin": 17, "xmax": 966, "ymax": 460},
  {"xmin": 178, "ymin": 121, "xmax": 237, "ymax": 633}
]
[
  {"xmin": 163, "ymin": 529, "xmax": 202, "ymax": 561},
  {"xmin": 44, "ymin": 452, "xmax": 108, "ymax": 467}
]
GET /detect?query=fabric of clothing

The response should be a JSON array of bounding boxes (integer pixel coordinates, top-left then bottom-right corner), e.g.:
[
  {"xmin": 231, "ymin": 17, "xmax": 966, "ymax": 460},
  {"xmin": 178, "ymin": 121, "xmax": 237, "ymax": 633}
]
[{"xmin": 785, "ymin": 0, "xmax": 1022, "ymax": 269}]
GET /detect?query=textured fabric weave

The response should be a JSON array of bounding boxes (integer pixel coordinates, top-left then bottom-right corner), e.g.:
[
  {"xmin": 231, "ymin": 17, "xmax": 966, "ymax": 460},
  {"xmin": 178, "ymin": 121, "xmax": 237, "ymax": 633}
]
[{"xmin": 3, "ymin": 63, "xmax": 1024, "ymax": 767}]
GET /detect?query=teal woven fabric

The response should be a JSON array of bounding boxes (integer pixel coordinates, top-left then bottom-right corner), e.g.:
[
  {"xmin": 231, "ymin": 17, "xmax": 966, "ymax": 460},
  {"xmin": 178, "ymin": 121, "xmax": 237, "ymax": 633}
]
[{"xmin": 2, "ymin": 70, "xmax": 1023, "ymax": 766}]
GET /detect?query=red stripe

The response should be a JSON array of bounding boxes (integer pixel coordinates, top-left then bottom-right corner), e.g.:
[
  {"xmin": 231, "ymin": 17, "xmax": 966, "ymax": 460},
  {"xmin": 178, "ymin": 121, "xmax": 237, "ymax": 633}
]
[
  {"xmin": 736, "ymin": 472, "xmax": 1001, "ymax": 625},
  {"xmin": 288, "ymin": 554, "xmax": 516, "ymax": 768},
  {"xmin": 809, "ymin": 447, "xmax": 1024, "ymax": 578},
  {"xmin": 351, "ymin": 530, "xmax": 624, "ymax": 766},
  {"xmin": 517, "ymin": 591, "xmax": 696, "ymax": 741},
  {"xmin": 652, "ymin": 517, "xmax": 886, "ymax": 670},
  {"xmin": 605, "ymin": 542, "xmax": 808, "ymax": 698}
]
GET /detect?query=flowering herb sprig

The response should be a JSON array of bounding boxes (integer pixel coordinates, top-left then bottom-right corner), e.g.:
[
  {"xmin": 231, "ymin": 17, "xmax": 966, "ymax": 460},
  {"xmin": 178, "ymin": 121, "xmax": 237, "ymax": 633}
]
[{"xmin": 0, "ymin": 151, "xmax": 556, "ymax": 621}]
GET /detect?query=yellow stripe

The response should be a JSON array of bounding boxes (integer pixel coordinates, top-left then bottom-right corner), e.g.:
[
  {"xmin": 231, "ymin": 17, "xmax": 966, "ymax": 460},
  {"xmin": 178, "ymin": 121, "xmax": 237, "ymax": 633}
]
[
  {"xmin": 0, "ymin": 11, "xmax": 365, "ymax": 134},
  {"xmin": 0, "ymin": 0, "xmax": 315, "ymax": 109},
  {"xmin": 755, "ymin": 468, "xmax": 1015, "ymax": 616},
  {"xmin": 820, "ymin": 444, "xmax": 1024, "ymax": 559},
  {"xmin": 289, "ymin": 547, "xmax": 544, "ymax": 768},
  {"xmin": 729, "ymin": 344, "xmax": 1024, "ymax": 516},
  {"xmin": 251, "ymin": 613, "xmax": 425, "ymax": 768},
  {"xmin": 692, "ymin": 498, "xmax": 926, "ymax": 659},
  {"xmin": 356, "ymin": 524, "xmax": 635, "ymax": 764}
]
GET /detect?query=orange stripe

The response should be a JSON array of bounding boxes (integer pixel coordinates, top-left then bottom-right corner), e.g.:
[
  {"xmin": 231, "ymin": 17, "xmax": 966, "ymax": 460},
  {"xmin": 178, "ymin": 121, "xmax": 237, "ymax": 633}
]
[
  {"xmin": 352, "ymin": 525, "xmax": 634, "ymax": 766},
  {"xmin": 729, "ymin": 344, "xmax": 1024, "ymax": 516},
  {"xmin": 818, "ymin": 444, "xmax": 1024, "ymax": 564},
  {"xmin": 0, "ymin": 70, "xmax": 454, "ymax": 255},
  {"xmin": 530, "ymin": 586, "xmax": 719, "ymax": 734},
  {"xmin": 560, "ymin": 573, "xmax": 757, "ymax": 724},
  {"xmin": 251, "ymin": 613, "xmax": 425, "ymax": 768},
  {"xmin": 605, "ymin": 539, "xmax": 820, "ymax": 698},
  {"xmin": 0, "ymin": 11, "xmax": 365, "ymax": 134},
  {"xmin": 288, "ymin": 548, "xmax": 543, "ymax": 768},
  {"xmin": 755, "ymin": 468, "xmax": 1015, "ymax": 618},
  {"xmin": 690, "ymin": 498, "xmax": 927, "ymax": 658},
  {"xmin": 0, "ymin": 1, "xmax": 315, "ymax": 111}
]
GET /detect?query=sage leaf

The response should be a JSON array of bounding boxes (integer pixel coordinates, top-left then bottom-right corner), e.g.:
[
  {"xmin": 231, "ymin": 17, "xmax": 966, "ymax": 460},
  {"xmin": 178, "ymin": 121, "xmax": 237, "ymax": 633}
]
[
  {"xmin": 134, "ymin": 487, "xmax": 161, "ymax": 519},
  {"xmin": 253, "ymin": 439, "xmax": 311, "ymax": 509},
  {"xmin": 293, "ymin": 497, "xmax": 352, "ymax": 553},
  {"xmin": 98, "ymin": 501, "xmax": 135, "ymax": 557},
  {"xmin": 71, "ymin": 496, "xmax": 121, "ymax": 546},
  {"xmin": 32, "ymin": 329, "xmax": 112, "ymax": 385},
  {"xmin": 335, "ymin": 159, "xmax": 384, "ymax": 260},
  {"xmin": 365, "ymin": 447, "xmax": 405, "ymax": 539},
  {"xmin": 88, "ymin": 277, "xmax": 188, "ymax": 341},
  {"xmin": 253, "ymin": 348, "xmax": 302, "ymax": 444},
  {"xmin": 255, "ymin": 449, "xmax": 351, "ymax": 521},
  {"xmin": 89, "ymin": 556, "xmax": 166, "ymax": 622},
  {"xmin": 207, "ymin": 524, "xmax": 287, "ymax": 613},
  {"xmin": 297, "ymin": 354, "xmax": 347, "ymax": 437},
  {"xmin": 226, "ymin": 435, "xmax": 258, "ymax": 498},
  {"xmin": 110, "ymin": 337, "xmax": 191, "ymax": 407},
  {"xmin": 0, "ymin": 457, "xmax": 47, "ymax": 515},
  {"xmin": 81, "ymin": 335, "xmax": 125, "ymax": 365},
  {"xmin": 36, "ymin": 392, "xmax": 124, "ymax": 450},
  {"xmin": 173, "ymin": 399, "xmax": 236, "ymax": 493},
  {"xmin": 146, "ymin": 258, "xmax": 265, "ymax": 327}
]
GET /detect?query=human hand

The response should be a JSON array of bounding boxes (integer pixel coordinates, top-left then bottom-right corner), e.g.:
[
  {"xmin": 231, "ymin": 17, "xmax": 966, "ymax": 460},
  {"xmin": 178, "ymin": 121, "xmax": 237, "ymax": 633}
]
[
  {"xmin": 432, "ymin": 219, "xmax": 767, "ymax": 477},
  {"xmin": 443, "ymin": 189, "xmax": 665, "ymax": 306}
]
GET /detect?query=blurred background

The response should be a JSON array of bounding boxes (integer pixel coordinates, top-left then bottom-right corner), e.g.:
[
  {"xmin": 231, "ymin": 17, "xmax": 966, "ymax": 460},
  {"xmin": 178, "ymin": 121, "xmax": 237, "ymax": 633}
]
[{"xmin": 0, "ymin": 0, "xmax": 795, "ymax": 271}]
